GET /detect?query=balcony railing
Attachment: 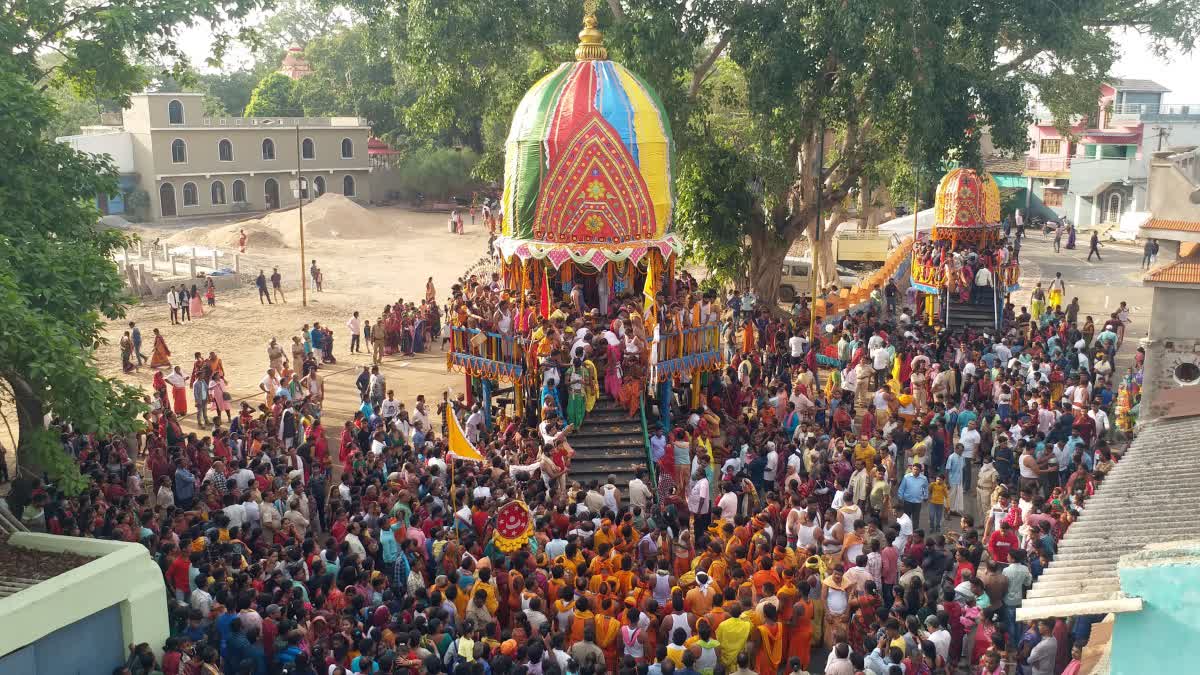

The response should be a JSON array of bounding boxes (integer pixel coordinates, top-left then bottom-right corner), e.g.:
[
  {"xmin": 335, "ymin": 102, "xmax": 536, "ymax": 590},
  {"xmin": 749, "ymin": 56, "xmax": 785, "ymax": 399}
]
[
  {"xmin": 199, "ymin": 116, "xmax": 369, "ymax": 128},
  {"xmin": 1111, "ymin": 103, "xmax": 1200, "ymax": 120},
  {"xmin": 1025, "ymin": 157, "xmax": 1072, "ymax": 173}
]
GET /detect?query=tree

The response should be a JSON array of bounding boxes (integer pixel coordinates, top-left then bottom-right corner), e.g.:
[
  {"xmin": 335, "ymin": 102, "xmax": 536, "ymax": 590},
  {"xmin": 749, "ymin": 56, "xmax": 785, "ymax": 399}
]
[
  {"xmin": 199, "ymin": 70, "xmax": 263, "ymax": 116},
  {"xmin": 2, "ymin": 0, "xmax": 265, "ymax": 488},
  {"xmin": 244, "ymin": 72, "xmax": 299, "ymax": 117},
  {"xmin": 256, "ymin": 0, "xmax": 357, "ymax": 52},
  {"xmin": 292, "ymin": 25, "xmax": 414, "ymax": 145},
  {"xmin": 355, "ymin": 0, "xmax": 1200, "ymax": 302}
]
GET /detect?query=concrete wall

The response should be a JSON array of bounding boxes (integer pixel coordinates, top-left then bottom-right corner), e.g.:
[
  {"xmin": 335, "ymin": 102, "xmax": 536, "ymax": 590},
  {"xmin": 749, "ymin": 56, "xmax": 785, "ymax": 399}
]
[
  {"xmin": 0, "ymin": 534, "xmax": 169, "ymax": 659},
  {"xmin": 154, "ymin": 170, "xmax": 370, "ymax": 219},
  {"xmin": 1112, "ymin": 542, "xmax": 1200, "ymax": 675},
  {"xmin": 1147, "ymin": 154, "xmax": 1200, "ymax": 221},
  {"xmin": 55, "ymin": 131, "xmax": 135, "ymax": 173}
]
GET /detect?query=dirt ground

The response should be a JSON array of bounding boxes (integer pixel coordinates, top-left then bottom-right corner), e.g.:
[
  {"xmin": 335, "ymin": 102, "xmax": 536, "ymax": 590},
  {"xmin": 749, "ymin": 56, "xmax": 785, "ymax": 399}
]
[{"xmin": 92, "ymin": 207, "xmax": 493, "ymax": 438}]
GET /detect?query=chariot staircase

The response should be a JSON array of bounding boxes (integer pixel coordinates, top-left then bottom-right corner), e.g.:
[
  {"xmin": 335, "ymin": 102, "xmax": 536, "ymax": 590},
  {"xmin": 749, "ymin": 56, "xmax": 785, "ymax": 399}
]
[
  {"xmin": 945, "ymin": 296, "xmax": 1000, "ymax": 332},
  {"xmin": 566, "ymin": 397, "xmax": 651, "ymax": 490}
]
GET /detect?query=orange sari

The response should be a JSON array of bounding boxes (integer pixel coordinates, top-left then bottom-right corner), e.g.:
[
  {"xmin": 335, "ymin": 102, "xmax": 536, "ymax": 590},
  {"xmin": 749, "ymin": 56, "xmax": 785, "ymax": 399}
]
[
  {"xmin": 756, "ymin": 622, "xmax": 784, "ymax": 675},
  {"xmin": 787, "ymin": 598, "xmax": 814, "ymax": 670}
]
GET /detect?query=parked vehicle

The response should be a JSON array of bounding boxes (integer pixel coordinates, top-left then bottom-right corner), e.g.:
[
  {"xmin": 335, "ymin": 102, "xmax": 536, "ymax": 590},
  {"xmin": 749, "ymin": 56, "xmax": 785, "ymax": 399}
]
[{"xmin": 778, "ymin": 257, "xmax": 861, "ymax": 302}]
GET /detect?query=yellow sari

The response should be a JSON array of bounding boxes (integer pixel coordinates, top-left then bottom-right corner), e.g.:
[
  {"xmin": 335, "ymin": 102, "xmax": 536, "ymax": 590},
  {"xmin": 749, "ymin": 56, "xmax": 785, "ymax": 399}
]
[{"xmin": 715, "ymin": 611, "xmax": 754, "ymax": 670}]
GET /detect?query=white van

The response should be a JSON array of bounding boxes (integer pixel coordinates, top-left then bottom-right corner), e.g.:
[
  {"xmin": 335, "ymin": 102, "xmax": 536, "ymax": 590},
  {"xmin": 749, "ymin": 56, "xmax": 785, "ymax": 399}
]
[{"xmin": 778, "ymin": 257, "xmax": 861, "ymax": 302}]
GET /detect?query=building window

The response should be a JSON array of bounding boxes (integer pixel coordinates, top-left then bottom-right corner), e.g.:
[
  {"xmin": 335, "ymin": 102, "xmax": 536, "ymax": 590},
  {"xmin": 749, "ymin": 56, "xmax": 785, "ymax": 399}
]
[
  {"xmin": 341, "ymin": 138, "xmax": 353, "ymax": 158},
  {"xmin": 1100, "ymin": 144, "xmax": 1133, "ymax": 159},
  {"xmin": 1039, "ymin": 139, "xmax": 1061, "ymax": 155},
  {"xmin": 218, "ymin": 139, "xmax": 234, "ymax": 162},
  {"xmin": 171, "ymin": 139, "xmax": 187, "ymax": 163},
  {"xmin": 182, "ymin": 182, "xmax": 198, "ymax": 207},
  {"xmin": 313, "ymin": 176, "xmax": 326, "ymax": 196},
  {"xmin": 168, "ymin": 99, "xmax": 184, "ymax": 125},
  {"xmin": 302, "ymin": 138, "xmax": 315, "ymax": 159},
  {"xmin": 1042, "ymin": 190, "xmax": 1063, "ymax": 207},
  {"xmin": 1105, "ymin": 191, "xmax": 1123, "ymax": 223},
  {"xmin": 232, "ymin": 179, "xmax": 247, "ymax": 203},
  {"xmin": 211, "ymin": 181, "xmax": 227, "ymax": 205},
  {"xmin": 1176, "ymin": 361, "xmax": 1200, "ymax": 386},
  {"xmin": 343, "ymin": 174, "xmax": 356, "ymax": 197},
  {"xmin": 159, "ymin": 183, "xmax": 176, "ymax": 217},
  {"xmin": 262, "ymin": 138, "xmax": 276, "ymax": 160}
]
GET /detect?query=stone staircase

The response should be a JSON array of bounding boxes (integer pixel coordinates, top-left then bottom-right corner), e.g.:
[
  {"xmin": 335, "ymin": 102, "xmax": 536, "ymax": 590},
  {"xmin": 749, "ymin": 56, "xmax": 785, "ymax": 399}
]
[
  {"xmin": 946, "ymin": 296, "xmax": 999, "ymax": 332},
  {"xmin": 567, "ymin": 398, "xmax": 650, "ymax": 489}
]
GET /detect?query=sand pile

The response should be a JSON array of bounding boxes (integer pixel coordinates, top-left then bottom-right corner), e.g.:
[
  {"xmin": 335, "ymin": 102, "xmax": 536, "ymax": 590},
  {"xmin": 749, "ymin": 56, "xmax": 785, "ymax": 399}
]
[
  {"xmin": 255, "ymin": 193, "xmax": 389, "ymax": 246},
  {"xmin": 167, "ymin": 222, "xmax": 285, "ymax": 250},
  {"xmin": 166, "ymin": 194, "xmax": 391, "ymax": 251}
]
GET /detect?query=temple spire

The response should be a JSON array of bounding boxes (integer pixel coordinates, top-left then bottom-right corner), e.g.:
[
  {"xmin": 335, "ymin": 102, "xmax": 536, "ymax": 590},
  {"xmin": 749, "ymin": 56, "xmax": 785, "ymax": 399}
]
[{"xmin": 575, "ymin": 0, "xmax": 608, "ymax": 61}]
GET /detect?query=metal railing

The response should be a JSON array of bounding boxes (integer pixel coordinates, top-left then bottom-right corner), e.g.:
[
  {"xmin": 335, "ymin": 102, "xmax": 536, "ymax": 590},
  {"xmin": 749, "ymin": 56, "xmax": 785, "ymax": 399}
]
[
  {"xmin": 1025, "ymin": 157, "xmax": 1072, "ymax": 173},
  {"xmin": 447, "ymin": 326, "xmax": 527, "ymax": 369},
  {"xmin": 200, "ymin": 116, "xmax": 369, "ymax": 128},
  {"xmin": 1111, "ymin": 103, "xmax": 1199, "ymax": 118},
  {"xmin": 654, "ymin": 324, "xmax": 721, "ymax": 363}
]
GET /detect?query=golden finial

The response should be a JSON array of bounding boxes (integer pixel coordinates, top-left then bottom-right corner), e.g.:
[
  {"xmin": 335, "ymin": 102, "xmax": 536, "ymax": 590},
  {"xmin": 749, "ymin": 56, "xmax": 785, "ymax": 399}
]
[{"xmin": 575, "ymin": 0, "xmax": 607, "ymax": 61}]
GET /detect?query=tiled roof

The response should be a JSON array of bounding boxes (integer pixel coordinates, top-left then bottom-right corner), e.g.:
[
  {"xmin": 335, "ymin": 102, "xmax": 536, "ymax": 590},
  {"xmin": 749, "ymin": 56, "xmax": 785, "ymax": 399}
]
[
  {"xmin": 1144, "ymin": 256, "xmax": 1200, "ymax": 284},
  {"xmin": 983, "ymin": 154, "xmax": 1026, "ymax": 174},
  {"xmin": 1017, "ymin": 415, "xmax": 1200, "ymax": 621},
  {"xmin": 1112, "ymin": 78, "xmax": 1169, "ymax": 93},
  {"xmin": 1143, "ymin": 218, "xmax": 1200, "ymax": 233}
]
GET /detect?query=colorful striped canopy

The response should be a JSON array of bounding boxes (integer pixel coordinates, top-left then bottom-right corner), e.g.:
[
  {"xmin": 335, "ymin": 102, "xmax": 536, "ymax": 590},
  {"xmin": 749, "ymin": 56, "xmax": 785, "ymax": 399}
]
[{"xmin": 500, "ymin": 59, "xmax": 674, "ymax": 249}]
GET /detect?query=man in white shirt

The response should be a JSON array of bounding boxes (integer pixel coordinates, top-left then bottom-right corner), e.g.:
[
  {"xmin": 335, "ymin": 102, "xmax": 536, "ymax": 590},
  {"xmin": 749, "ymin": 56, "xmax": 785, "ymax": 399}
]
[
  {"xmin": 1089, "ymin": 403, "xmax": 1110, "ymax": 440},
  {"xmin": 346, "ymin": 311, "xmax": 362, "ymax": 353},
  {"xmin": 380, "ymin": 392, "xmax": 400, "ymax": 425},
  {"xmin": 628, "ymin": 469, "xmax": 653, "ymax": 511},
  {"xmin": 166, "ymin": 285, "xmax": 180, "ymax": 325},
  {"xmin": 465, "ymin": 405, "xmax": 484, "ymax": 444},
  {"xmin": 926, "ymin": 615, "xmax": 951, "ymax": 666},
  {"xmin": 973, "ymin": 265, "xmax": 993, "ymax": 303},
  {"xmin": 871, "ymin": 344, "xmax": 892, "ymax": 389},
  {"xmin": 229, "ymin": 460, "xmax": 255, "ymax": 492},
  {"xmin": 687, "ymin": 469, "xmax": 711, "ymax": 531},
  {"xmin": 223, "ymin": 498, "xmax": 247, "ymax": 530},
  {"xmin": 763, "ymin": 442, "xmax": 779, "ymax": 484},
  {"xmin": 717, "ymin": 483, "xmax": 739, "ymax": 520},
  {"xmin": 894, "ymin": 510, "xmax": 913, "ymax": 553},
  {"xmin": 788, "ymin": 333, "xmax": 808, "ymax": 363}
]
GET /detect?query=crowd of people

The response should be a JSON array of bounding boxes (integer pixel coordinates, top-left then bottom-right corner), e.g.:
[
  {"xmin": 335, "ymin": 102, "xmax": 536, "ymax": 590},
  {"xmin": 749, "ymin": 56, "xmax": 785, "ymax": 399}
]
[{"xmin": 1, "ymin": 233, "xmax": 1137, "ymax": 675}]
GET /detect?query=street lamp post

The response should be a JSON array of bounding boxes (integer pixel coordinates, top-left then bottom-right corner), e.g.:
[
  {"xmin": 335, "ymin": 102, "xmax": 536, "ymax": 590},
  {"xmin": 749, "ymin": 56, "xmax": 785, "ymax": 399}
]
[{"xmin": 295, "ymin": 123, "xmax": 307, "ymax": 307}]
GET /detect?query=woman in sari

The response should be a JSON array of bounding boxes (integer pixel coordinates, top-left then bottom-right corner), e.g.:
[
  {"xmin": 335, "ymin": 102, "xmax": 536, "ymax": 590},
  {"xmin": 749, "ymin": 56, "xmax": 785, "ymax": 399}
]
[
  {"xmin": 210, "ymin": 372, "xmax": 232, "ymax": 423},
  {"xmin": 164, "ymin": 366, "xmax": 188, "ymax": 415},
  {"xmin": 189, "ymin": 284, "xmax": 204, "ymax": 318},
  {"xmin": 150, "ymin": 328, "xmax": 171, "ymax": 368},
  {"xmin": 120, "ymin": 331, "xmax": 135, "ymax": 372}
]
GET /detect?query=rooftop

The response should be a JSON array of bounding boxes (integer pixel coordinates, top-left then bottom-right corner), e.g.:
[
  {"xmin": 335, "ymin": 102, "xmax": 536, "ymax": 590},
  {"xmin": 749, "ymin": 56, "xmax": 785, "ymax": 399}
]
[
  {"xmin": 1017, "ymin": 414, "xmax": 1200, "ymax": 621},
  {"xmin": 982, "ymin": 154, "xmax": 1026, "ymax": 174},
  {"xmin": 1111, "ymin": 78, "xmax": 1170, "ymax": 93},
  {"xmin": 1142, "ymin": 218, "xmax": 1200, "ymax": 233},
  {"xmin": 1144, "ymin": 254, "xmax": 1200, "ymax": 285}
]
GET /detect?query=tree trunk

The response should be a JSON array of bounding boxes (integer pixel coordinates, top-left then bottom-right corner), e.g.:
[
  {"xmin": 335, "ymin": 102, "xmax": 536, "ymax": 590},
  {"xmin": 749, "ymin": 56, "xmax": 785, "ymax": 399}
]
[
  {"xmin": 5, "ymin": 373, "xmax": 45, "ymax": 476},
  {"xmin": 813, "ymin": 236, "xmax": 840, "ymax": 289},
  {"xmin": 814, "ymin": 207, "xmax": 845, "ymax": 289},
  {"xmin": 748, "ymin": 226, "xmax": 789, "ymax": 308}
]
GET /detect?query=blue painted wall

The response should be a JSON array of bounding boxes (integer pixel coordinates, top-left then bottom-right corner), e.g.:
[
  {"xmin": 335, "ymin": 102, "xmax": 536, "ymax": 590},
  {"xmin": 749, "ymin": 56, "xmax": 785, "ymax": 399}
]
[
  {"xmin": 1112, "ymin": 556, "xmax": 1200, "ymax": 675},
  {"xmin": 0, "ymin": 604, "xmax": 124, "ymax": 675}
]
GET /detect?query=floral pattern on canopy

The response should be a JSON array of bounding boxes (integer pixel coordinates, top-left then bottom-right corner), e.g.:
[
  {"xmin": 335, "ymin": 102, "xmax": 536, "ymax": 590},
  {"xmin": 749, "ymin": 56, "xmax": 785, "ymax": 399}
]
[
  {"xmin": 496, "ymin": 46, "xmax": 676, "ymax": 266},
  {"xmin": 930, "ymin": 168, "xmax": 1002, "ymax": 248}
]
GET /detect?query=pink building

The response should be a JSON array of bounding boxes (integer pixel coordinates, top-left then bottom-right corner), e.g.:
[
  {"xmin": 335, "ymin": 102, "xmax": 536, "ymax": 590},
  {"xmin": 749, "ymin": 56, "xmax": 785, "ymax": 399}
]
[{"xmin": 1021, "ymin": 79, "xmax": 1178, "ymax": 228}]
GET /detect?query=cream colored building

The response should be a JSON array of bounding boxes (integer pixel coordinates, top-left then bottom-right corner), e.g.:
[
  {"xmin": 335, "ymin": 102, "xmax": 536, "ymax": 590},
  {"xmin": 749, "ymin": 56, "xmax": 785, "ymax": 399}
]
[
  {"xmin": 1138, "ymin": 147, "xmax": 1200, "ymax": 420},
  {"xmin": 123, "ymin": 92, "xmax": 372, "ymax": 220}
]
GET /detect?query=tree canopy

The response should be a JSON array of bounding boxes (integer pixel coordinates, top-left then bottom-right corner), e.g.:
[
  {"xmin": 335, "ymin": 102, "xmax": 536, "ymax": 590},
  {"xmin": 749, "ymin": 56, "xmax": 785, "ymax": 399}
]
[
  {"xmin": 345, "ymin": 0, "xmax": 1200, "ymax": 298},
  {"xmin": 244, "ymin": 72, "xmax": 300, "ymax": 117},
  {"xmin": 2, "ymin": 0, "xmax": 265, "ymax": 487}
]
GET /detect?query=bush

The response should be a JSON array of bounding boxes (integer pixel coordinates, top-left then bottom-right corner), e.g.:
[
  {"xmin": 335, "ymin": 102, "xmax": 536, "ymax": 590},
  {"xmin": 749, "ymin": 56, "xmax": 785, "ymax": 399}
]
[{"xmin": 395, "ymin": 148, "xmax": 481, "ymax": 202}]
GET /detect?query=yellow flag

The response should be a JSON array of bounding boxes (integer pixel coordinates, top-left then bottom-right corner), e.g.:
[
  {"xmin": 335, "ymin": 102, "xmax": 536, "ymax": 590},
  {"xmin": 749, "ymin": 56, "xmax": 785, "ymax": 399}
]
[
  {"xmin": 446, "ymin": 402, "xmax": 485, "ymax": 461},
  {"xmin": 643, "ymin": 256, "xmax": 658, "ymax": 333}
]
